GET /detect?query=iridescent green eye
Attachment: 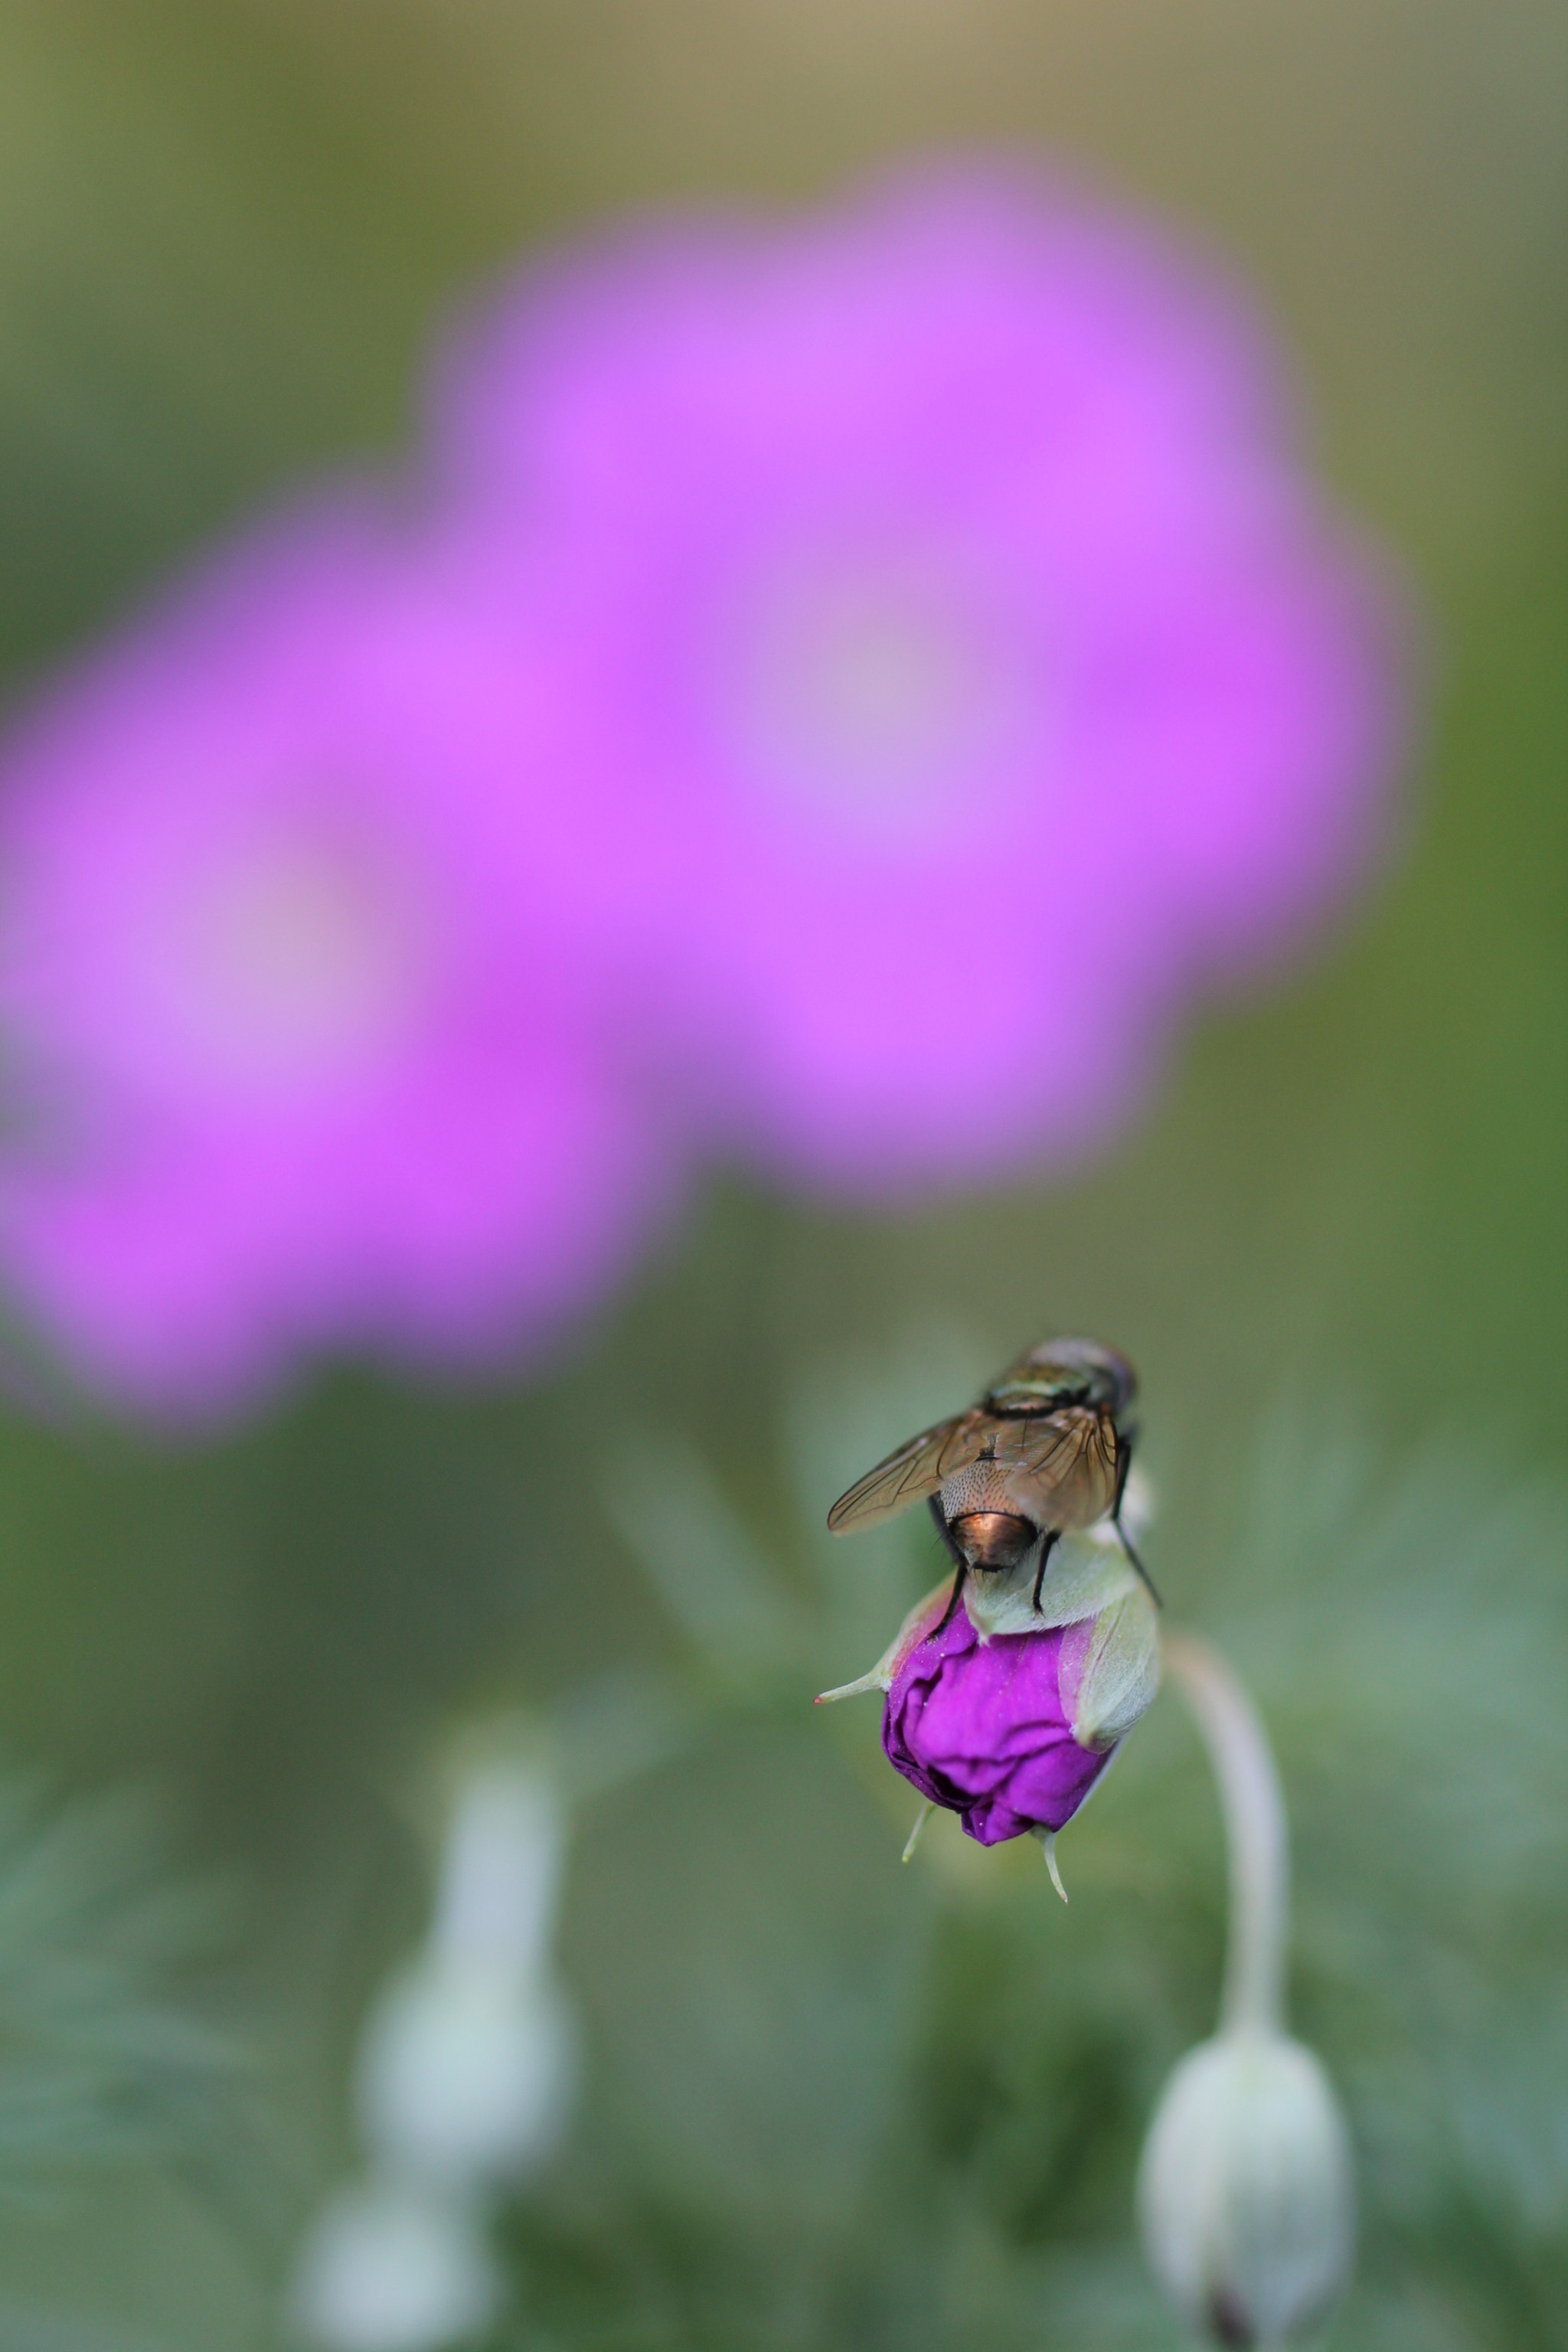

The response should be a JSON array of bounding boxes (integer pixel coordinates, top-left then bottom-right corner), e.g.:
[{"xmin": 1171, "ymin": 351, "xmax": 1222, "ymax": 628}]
[
  {"xmin": 984, "ymin": 1370, "xmax": 1092, "ymax": 1415},
  {"xmin": 999, "ymin": 1339, "xmax": 1137, "ymax": 1419}
]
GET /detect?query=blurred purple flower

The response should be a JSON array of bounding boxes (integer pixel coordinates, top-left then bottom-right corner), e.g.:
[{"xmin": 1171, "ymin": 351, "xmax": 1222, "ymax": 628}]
[
  {"xmin": 0, "ymin": 505, "xmax": 673, "ymax": 1416},
  {"xmin": 431, "ymin": 166, "xmax": 1406, "ymax": 1190},
  {"xmin": 883, "ymin": 1604, "xmax": 1118, "ymax": 1847}
]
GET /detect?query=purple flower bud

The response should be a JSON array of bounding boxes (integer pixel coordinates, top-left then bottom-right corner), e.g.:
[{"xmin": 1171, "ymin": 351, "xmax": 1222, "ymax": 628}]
[{"xmin": 882, "ymin": 1603, "xmax": 1119, "ymax": 1847}]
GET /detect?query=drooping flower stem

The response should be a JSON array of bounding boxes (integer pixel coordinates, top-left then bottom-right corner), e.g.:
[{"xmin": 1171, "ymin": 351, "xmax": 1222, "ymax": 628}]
[
  {"xmin": 1161, "ymin": 1630, "xmax": 1289, "ymax": 2037},
  {"xmin": 1140, "ymin": 1635, "xmax": 1354, "ymax": 2344}
]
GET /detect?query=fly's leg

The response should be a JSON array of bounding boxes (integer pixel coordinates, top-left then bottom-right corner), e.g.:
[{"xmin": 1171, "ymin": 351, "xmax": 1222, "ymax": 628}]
[
  {"xmin": 1116, "ymin": 1522, "xmax": 1161, "ymax": 1606},
  {"xmin": 928, "ymin": 1492, "xmax": 964, "ymax": 1569},
  {"xmin": 1112, "ymin": 1429, "xmax": 1162, "ymax": 1606},
  {"xmin": 1031, "ymin": 1528, "xmax": 1061, "ymax": 1614},
  {"xmin": 1112, "ymin": 1424, "xmax": 1137, "ymax": 1519},
  {"xmin": 931, "ymin": 1561, "xmax": 970, "ymax": 1637},
  {"xmin": 928, "ymin": 1496, "xmax": 970, "ymax": 1635}
]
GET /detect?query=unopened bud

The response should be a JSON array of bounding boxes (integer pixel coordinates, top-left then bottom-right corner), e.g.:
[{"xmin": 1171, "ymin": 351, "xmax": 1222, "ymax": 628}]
[
  {"xmin": 288, "ymin": 2178, "xmax": 501, "ymax": 2350},
  {"xmin": 430, "ymin": 1760, "xmax": 565, "ymax": 1979},
  {"xmin": 818, "ymin": 1527, "xmax": 1159, "ymax": 1866},
  {"xmin": 354, "ymin": 1956, "xmax": 577, "ymax": 2190},
  {"xmin": 1137, "ymin": 2028, "xmax": 1354, "ymax": 2347}
]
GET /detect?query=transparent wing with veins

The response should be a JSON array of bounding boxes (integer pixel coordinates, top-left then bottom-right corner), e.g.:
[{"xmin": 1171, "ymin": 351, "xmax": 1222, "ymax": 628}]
[
  {"xmin": 827, "ymin": 1403, "xmax": 1113, "ymax": 1535},
  {"xmin": 825, "ymin": 1409, "xmax": 991, "ymax": 1534}
]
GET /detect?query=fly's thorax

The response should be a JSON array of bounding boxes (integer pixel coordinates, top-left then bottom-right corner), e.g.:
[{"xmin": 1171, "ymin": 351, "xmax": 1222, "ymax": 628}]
[
  {"xmin": 939, "ymin": 1434, "xmax": 1117, "ymax": 1540},
  {"xmin": 939, "ymin": 1459, "xmax": 1035, "ymax": 1521}
]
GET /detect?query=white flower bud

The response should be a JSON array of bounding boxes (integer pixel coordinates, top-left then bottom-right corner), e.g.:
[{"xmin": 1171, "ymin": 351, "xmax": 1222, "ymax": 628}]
[
  {"xmin": 430, "ymin": 1762, "xmax": 565, "ymax": 1980},
  {"xmin": 1138, "ymin": 2029, "xmax": 1354, "ymax": 2347},
  {"xmin": 288, "ymin": 2179, "xmax": 501, "ymax": 2350},
  {"xmin": 354, "ymin": 1955, "xmax": 577, "ymax": 2190}
]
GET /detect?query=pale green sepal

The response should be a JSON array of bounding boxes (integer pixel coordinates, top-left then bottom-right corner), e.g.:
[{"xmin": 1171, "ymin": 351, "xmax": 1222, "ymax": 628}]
[
  {"xmin": 964, "ymin": 1530, "xmax": 1137, "ymax": 1640},
  {"xmin": 815, "ymin": 1576, "xmax": 954, "ymax": 1704},
  {"xmin": 814, "ymin": 1668, "xmax": 888, "ymax": 1706},
  {"xmin": 901, "ymin": 1802, "xmax": 934, "ymax": 1862},
  {"xmin": 1034, "ymin": 1828, "xmax": 1069, "ymax": 1903},
  {"xmin": 1070, "ymin": 1583, "xmax": 1161, "ymax": 1750}
]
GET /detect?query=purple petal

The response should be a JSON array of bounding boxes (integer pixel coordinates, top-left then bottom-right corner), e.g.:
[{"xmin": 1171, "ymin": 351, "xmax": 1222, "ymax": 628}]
[{"xmin": 883, "ymin": 1606, "xmax": 1110, "ymax": 1845}]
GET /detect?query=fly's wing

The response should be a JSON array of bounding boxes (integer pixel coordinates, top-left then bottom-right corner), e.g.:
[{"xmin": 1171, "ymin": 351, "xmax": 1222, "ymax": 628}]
[
  {"xmin": 987, "ymin": 1406, "xmax": 1121, "ymax": 1529},
  {"xmin": 826, "ymin": 1409, "xmax": 993, "ymax": 1534}
]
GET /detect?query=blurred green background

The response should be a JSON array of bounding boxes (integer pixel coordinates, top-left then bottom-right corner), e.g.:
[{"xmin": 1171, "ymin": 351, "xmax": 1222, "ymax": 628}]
[{"xmin": 0, "ymin": 4, "xmax": 1562, "ymax": 2346}]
